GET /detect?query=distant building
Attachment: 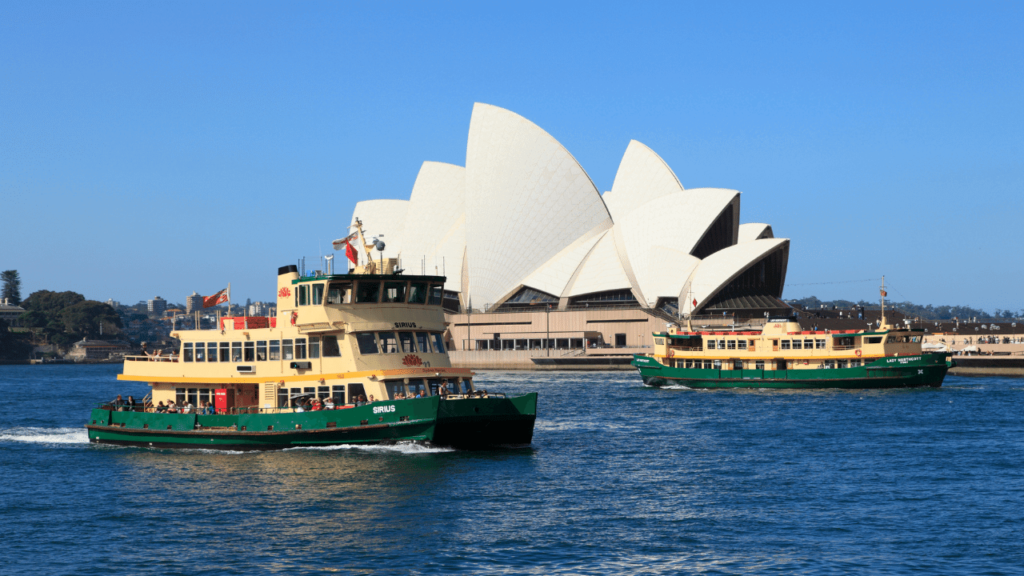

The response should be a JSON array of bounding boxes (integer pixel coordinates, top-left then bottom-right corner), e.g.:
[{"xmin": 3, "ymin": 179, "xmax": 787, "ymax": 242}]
[
  {"xmin": 67, "ymin": 338, "xmax": 132, "ymax": 361},
  {"xmin": 249, "ymin": 301, "xmax": 268, "ymax": 316},
  {"xmin": 186, "ymin": 291, "xmax": 203, "ymax": 314},
  {"xmin": 105, "ymin": 299, "xmax": 120, "ymax": 309},
  {"xmin": 0, "ymin": 298, "xmax": 25, "ymax": 327},
  {"xmin": 148, "ymin": 296, "xmax": 167, "ymax": 315}
]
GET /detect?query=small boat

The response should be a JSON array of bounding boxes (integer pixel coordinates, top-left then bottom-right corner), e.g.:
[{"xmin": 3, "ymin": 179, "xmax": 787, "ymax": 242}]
[
  {"xmin": 633, "ymin": 279, "xmax": 952, "ymax": 390},
  {"xmin": 87, "ymin": 221, "xmax": 537, "ymax": 450}
]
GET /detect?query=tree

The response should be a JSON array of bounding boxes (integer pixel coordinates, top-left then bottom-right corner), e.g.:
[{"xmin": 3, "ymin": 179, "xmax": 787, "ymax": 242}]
[
  {"xmin": 0, "ymin": 318, "xmax": 33, "ymax": 360},
  {"xmin": 61, "ymin": 301, "xmax": 122, "ymax": 339},
  {"xmin": 1, "ymin": 270, "xmax": 21, "ymax": 305}
]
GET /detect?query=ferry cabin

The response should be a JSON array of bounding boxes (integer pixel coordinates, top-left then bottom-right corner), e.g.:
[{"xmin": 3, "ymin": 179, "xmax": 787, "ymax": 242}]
[
  {"xmin": 119, "ymin": 266, "xmax": 476, "ymax": 412},
  {"xmin": 651, "ymin": 318, "xmax": 926, "ymax": 372}
]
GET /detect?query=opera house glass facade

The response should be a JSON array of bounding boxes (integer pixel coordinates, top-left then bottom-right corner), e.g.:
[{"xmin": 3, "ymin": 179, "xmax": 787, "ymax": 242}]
[{"xmin": 350, "ymin": 103, "xmax": 790, "ymax": 357}]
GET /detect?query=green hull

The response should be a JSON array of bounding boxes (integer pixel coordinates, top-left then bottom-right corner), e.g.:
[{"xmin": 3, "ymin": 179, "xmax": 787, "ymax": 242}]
[
  {"xmin": 632, "ymin": 353, "xmax": 950, "ymax": 390},
  {"xmin": 87, "ymin": 393, "xmax": 538, "ymax": 450}
]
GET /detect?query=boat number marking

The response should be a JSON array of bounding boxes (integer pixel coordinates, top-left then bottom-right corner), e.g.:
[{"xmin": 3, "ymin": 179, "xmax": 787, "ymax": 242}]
[
  {"xmin": 394, "ymin": 322, "xmax": 417, "ymax": 328},
  {"xmin": 373, "ymin": 405, "xmax": 396, "ymax": 414}
]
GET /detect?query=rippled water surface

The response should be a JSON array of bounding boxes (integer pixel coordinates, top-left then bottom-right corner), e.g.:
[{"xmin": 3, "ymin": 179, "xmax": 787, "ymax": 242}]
[{"xmin": 2, "ymin": 365, "xmax": 1023, "ymax": 575}]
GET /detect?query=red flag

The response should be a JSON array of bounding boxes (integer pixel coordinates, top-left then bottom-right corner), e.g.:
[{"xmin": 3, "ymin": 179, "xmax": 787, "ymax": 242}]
[
  {"xmin": 880, "ymin": 290, "xmax": 887, "ymax": 297},
  {"xmin": 692, "ymin": 298, "xmax": 697, "ymax": 307},
  {"xmin": 345, "ymin": 240, "xmax": 358, "ymax": 265},
  {"xmin": 203, "ymin": 288, "xmax": 229, "ymax": 308}
]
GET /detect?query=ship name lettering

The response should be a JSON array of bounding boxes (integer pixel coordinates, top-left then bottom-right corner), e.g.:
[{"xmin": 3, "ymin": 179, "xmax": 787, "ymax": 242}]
[
  {"xmin": 394, "ymin": 322, "xmax": 417, "ymax": 329},
  {"xmin": 373, "ymin": 405, "xmax": 396, "ymax": 414}
]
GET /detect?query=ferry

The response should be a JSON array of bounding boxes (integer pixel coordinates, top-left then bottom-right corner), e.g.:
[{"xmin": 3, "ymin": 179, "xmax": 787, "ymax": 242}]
[
  {"xmin": 86, "ymin": 223, "xmax": 537, "ymax": 450},
  {"xmin": 632, "ymin": 282, "xmax": 952, "ymax": 390}
]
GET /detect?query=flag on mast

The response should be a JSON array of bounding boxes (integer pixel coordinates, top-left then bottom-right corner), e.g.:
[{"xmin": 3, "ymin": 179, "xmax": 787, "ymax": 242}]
[
  {"xmin": 203, "ymin": 286, "xmax": 230, "ymax": 308},
  {"xmin": 332, "ymin": 232, "xmax": 360, "ymax": 265}
]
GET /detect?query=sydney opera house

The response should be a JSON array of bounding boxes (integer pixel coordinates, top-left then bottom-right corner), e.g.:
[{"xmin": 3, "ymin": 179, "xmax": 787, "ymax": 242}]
[{"xmin": 349, "ymin": 103, "xmax": 790, "ymax": 367}]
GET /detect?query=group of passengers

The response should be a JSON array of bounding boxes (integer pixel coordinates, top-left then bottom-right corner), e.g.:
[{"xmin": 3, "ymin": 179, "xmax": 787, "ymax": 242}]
[
  {"xmin": 391, "ymin": 390, "xmax": 429, "ymax": 400},
  {"xmin": 110, "ymin": 395, "xmax": 140, "ymax": 411},
  {"xmin": 153, "ymin": 400, "xmax": 216, "ymax": 415}
]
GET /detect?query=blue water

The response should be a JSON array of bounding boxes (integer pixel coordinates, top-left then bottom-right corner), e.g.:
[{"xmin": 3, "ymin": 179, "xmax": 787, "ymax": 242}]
[{"xmin": 1, "ymin": 365, "xmax": 1023, "ymax": 575}]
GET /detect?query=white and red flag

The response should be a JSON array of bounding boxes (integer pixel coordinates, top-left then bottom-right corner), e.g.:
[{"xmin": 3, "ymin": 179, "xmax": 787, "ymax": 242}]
[
  {"xmin": 333, "ymin": 233, "xmax": 360, "ymax": 265},
  {"xmin": 203, "ymin": 285, "xmax": 230, "ymax": 308}
]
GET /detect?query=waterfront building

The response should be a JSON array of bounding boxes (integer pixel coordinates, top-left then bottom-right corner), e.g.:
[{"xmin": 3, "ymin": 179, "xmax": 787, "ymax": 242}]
[
  {"xmin": 148, "ymin": 296, "xmax": 167, "ymax": 315},
  {"xmin": 67, "ymin": 339, "xmax": 132, "ymax": 361},
  {"xmin": 0, "ymin": 298, "xmax": 25, "ymax": 327},
  {"xmin": 348, "ymin": 104, "xmax": 791, "ymax": 367}
]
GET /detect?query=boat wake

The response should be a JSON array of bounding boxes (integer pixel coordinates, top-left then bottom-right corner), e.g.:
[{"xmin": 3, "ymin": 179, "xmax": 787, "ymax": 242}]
[
  {"xmin": 287, "ymin": 442, "xmax": 454, "ymax": 454},
  {"xmin": 0, "ymin": 427, "xmax": 89, "ymax": 445}
]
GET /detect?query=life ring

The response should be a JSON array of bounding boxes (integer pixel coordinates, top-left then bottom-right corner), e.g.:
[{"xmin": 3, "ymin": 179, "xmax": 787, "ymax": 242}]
[
  {"xmin": 855, "ymin": 349, "xmax": 862, "ymax": 357},
  {"xmin": 291, "ymin": 311, "xmax": 298, "ymax": 325},
  {"xmin": 803, "ymin": 360, "xmax": 809, "ymax": 365}
]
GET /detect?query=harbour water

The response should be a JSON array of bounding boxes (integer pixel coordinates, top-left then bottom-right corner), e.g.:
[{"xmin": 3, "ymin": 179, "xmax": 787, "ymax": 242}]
[{"xmin": 2, "ymin": 365, "xmax": 1022, "ymax": 575}]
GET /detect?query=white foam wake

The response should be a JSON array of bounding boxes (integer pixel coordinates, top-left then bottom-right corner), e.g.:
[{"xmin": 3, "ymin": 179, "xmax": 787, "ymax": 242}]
[
  {"xmin": 0, "ymin": 427, "xmax": 89, "ymax": 445},
  {"xmin": 286, "ymin": 442, "xmax": 454, "ymax": 454}
]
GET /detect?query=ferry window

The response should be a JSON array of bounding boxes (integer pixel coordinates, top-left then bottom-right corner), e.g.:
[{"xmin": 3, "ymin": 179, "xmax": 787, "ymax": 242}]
[
  {"xmin": 851, "ymin": 359, "xmax": 861, "ymax": 367},
  {"xmin": 356, "ymin": 281, "xmax": 381, "ymax": 303},
  {"xmin": 176, "ymin": 388, "xmax": 186, "ymax": 405},
  {"xmin": 231, "ymin": 342, "xmax": 242, "ymax": 362},
  {"xmin": 431, "ymin": 333, "xmax": 446, "ymax": 354},
  {"xmin": 303, "ymin": 387, "xmax": 315, "ymax": 402},
  {"xmin": 867, "ymin": 337, "xmax": 882, "ymax": 344},
  {"xmin": 685, "ymin": 360, "xmax": 693, "ymax": 368},
  {"xmin": 277, "ymin": 387, "xmax": 289, "ymax": 408},
  {"xmin": 309, "ymin": 337, "xmax": 320, "ymax": 359},
  {"xmin": 257, "ymin": 341, "xmax": 267, "ymax": 361},
  {"xmin": 199, "ymin": 389, "xmax": 210, "ymax": 405},
  {"xmin": 408, "ymin": 282, "xmax": 427, "ymax": 304},
  {"xmin": 816, "ymin": 339, "xmax": 827, "ymax": 349},
  {"xmin": 219, "ymin": 342, "xmax": 230, "ymax": 362},
  {"xmin": 792, "ymin": 340, "xmax": 802, "ymax": 350},
  {"xmin": 707, "ymin": 340, "xmax": 716, "ymax": 350},
  {"xmin": 886, "ymin": 337, "xmax": 896, "ymax": 343},
  {"xmin": 282, "ymin": 339, "xmax": 294, "ymax": 360},
  {"xmin": 327, "ymin": 282, "xmax": 352, "ymax": 304},
  {"xmin": 408, "ymin": 380, "xmax": 426, "ymax": 397},
  {"xmin": 703, "ymin": 361, "xmax": 713, "ymax": 369},
  {"xmin": 187, "ymin": 388, "xmax": 198, "ymax": 406},
  {"xmin": 838, "ymin": 360, "xmax": 848, "ymax": 369},
  {"xmin": 378, "ymin": 332, "xmax": 399, "ymax": 353},
  {"xmin": 713, "ymin": 360, "xmax": 722, "ymax": 370},
  {"xmin": 318, "ymin": 386, "xmax": 330, "ymax": 400},
  {"xmin": 312, "ymin": 284, "xmax": 324, "ymax": 305},
  {"xmin": 383, "ymin": 282, "xmax": 407, "ymax": 303},
  {"xmin": 356, "ymin": 333, "xmax": 379, "ymax": 355},
  {"xmin": 332, "ymin": 385, "xmax": 345, "ymax": 404},
  {"xmin": 207, "ymin": 342, "xmax": 217, "ymax": 362},
  {"xmin": 717, "ymin": 340, "xmax": 725, "ymax": 349},
  {"xmin": 243, "ymin": 342, "xmax": 255, "ymax": 362},
  {"xmin": 825, "ymin": 360, "xmax": 836, "ymax": 369},
  {"xmin": 428, "ymin": 285, "xmax": 444, "ymax": 306},
  {"xmin": 399, "ymin": 332, "xmax": 416, "ymax": 353},
  {"xmin": 183, "ymin": 343, "xmax": 193, "ymax": 362},
  {"xmin": 803, "ymin": 339, "xmax": 814, "ymax": 349},
  {"xmin": 322, "ymin": 335, "xmax": 341, "ymax": 357},
  {"xmin": 727, "ymin": 340, "xmax": 736, "ymax": 350},
  {"xmin": 416, "ymin": 332, "xmax": 432, "ymax": 353},
  {"xmin": 295, "ymin": 338, "xmax": 307, "ymax": 360},
  {"xmin": 195, "ymin": 343, "xmax": 205, "ymax": 362},
  {"xmin": 755, "ymin": 360, "xmax": 765, "ymax": 370},
  {"xmin": 348, "ymin": 383, "xmax": 366, "ymax": 404},
  {"xmin": 737, "ymin": 340, "xmax": 747, "ymax": 350},
  {"xmin": 781, "ymin": 340, "xmax": 791, "ymax": 350},
  {"xmin": 299, "ymin": 285, "xmax": 309, "ymax": 306},
  {"xmin": 385, "ymin": 381, "xmax": 407, "ymax": 400},
  {"xmin": 269, "ymin": 340, "xmax": 280, "ymax": 360}
]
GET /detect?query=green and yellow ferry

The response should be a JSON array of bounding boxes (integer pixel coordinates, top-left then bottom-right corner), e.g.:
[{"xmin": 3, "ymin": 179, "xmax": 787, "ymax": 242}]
[
  {"xmin": 87, "ymin": 224, "xmax": 537, "ymax": 450},
  {"xmin": 632, "ymin": 291, "xmax": 951, "ymax": 390}
]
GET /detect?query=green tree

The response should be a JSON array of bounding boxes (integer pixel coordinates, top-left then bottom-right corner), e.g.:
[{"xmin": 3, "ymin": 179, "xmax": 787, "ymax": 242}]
[
  {"xmin": 0, "ymin": 318, "xmax": 33, "ymax": 360},
  {"xmin": 61, "ymin": 300, "xmax": 122, "ymax": 339},
  {"xmin": 1, "ymin": 270, "xmax": 22, "ymax": 305}
]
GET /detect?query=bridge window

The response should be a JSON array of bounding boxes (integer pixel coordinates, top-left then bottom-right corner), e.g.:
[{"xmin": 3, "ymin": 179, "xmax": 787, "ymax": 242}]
[
  {"xmin": 269, "ymin": 340, "xmax": 280, "ymax": 360},
  {"xmin": 244, "ymin": 341, "xmax": 255, "ymax": 362},
  {"xmin": 298, "ymin": 285, "xmax": 309, "ymax": 306},
  {"xmin": 356, "ymin": 281, "xmax": 381, "ymax": 303},
  {"xmin": 416, "ymin": 332, "xmax": 431, "ymax": 353},
  {"xmin": 792, "ymin": 340, "xmax": 802, "ymax": 350},
  {"xmin": 257, "ymin": 341, "xmax": 267, "ymax": 361},
  {"xmin": 378, "ymin": 332, "xmax": 399, "ymax": 353},
  {"xmin": 408, "ymin": 282, "xmax": 428, "ymax": 304},
  {"xmin": 194, "ymin": 343, "xmax": 205, "ymax": 362},
  {"xmin": 295, "ymin": 338, "xmax": 307, "ymax": 360},
  {"xmin": 231, "ymin": 342, "xmax": 242, "ymax": 362},
  {"xmin": 322, "ymin": 335, "xmax": 341, "ymax": 357},
  {"xmin": 219, "ymin": 342, "xmax": 230, "ymax": 362},
  {"xmin": 207, "ymin": 342, "xmax": 217, "ymax": 362},
  {"xmin": 737, "ymin": 340, "xmax": 747, "ymax": 350},
  {"xmin": 327, "ymin": 282, "xmax": 352, "ymax": 304},
  {"xmin": 707, "ymin": 340, "xmax": 716, "ymax": 350},
  {"xmin": 431, "ymin": 333, "xmax": 446, "ymax": 354},
  {"xmin": 312, "ymin": 283, "xmax": 324, "ymax": 305},
  {"xmin": 428, "ymin": 285, "xmax": 443, "ymax": 306},
  {"xmin": 816, "ymin": 339, "xmax": 827, "ymax": 349},
  {"xmin": 183, "ymin": 343, "xmax": 193, "ymax": 362},
  {"xmin": 781, "ymin": 340, "xmax": 791, "ymax": 350},
  {"xmin": 309, "ymin": 337, "xmax": 320, "ymax": 359},
  {"xmin": 399, "ymin": 332, "xmax": 416, "ymax": 353},
  {"xmin": 866, "ymin": 337, "xmax": 883, "ymax": 344},
  {"xmin": 282, "ymin": 339, "xmax": 293, "ymax": 360},
  {"xmin": 383, "ymin": 282, "xmax": 406, "ymax": 303},
  {"xmin": 727, "ymin": 340, "xmax": 736, "ymax": 350},
  {"xmin": 803, "ymin": 339, "xmax": 814, "ymax": 349}
]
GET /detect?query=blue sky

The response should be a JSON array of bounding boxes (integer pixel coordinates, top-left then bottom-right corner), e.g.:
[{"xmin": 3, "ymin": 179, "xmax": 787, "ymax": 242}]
[{"xmin": 1, "ymin": 1, "xmax": 1021, "ymax": 311}]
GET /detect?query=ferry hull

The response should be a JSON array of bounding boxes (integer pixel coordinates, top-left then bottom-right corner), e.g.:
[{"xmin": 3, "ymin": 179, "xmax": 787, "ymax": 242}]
[
  {"xmin": 86, "ymin": 394, "xmax": 538, "ymax": 451},
  {"xmin": 634, "ymin": 353, "xmax": 950, "ymax": 390}
]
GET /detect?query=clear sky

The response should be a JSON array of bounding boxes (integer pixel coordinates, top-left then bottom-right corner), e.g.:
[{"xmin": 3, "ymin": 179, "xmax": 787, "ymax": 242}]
[{"xmin": 1, "ymin": 1, "xmax": 1021, "ymax": 311}]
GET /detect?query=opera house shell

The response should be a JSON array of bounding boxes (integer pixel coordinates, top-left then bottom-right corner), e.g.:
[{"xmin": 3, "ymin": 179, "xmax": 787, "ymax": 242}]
[{"xmin": 350, "ymin": 103, "xmax": 789, "ymax": 322}]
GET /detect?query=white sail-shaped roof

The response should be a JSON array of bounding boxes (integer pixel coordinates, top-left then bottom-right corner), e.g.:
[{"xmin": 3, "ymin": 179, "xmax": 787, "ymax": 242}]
[
  {"xmin": 519, "ymin": 226, "xmax": 608, "ymax": 298},
  {"xmin": 464, "ymin": 103, "xmax": 612, "ymax": 307},
  {"xmin": 680, "ymin": 238, "xmax": 789, "ymax": 316},
  {"xmin": 738, "ymin": 223, "xmax": 773, "ymax": 243},
  {"xmin": 618, "ymin": 189, "xmax": 739, "ymax": 303},
  {"xmin": 397, "ymin": 162, "xmax": 467, "ymax": 291},
  {"xmin": 349, "ymin": 199, "xmax": 409, "ymax": 261},
  {"xmin": 607, "ymin": 140, "xmax": 685, "ymax": 222},
  {"xmin": 566, "ymin": 230, "xmax": 634, "ymax": 297}
]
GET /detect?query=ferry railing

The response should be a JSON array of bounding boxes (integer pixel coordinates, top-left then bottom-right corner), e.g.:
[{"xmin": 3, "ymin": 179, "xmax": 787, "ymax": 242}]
[
  {"xmin": 832, "ymin": 345, "xmax": 858, "ymax": 351},
  {"xmin": 124, "ymin": 355, "xmax": 179, "ymax": 363}
]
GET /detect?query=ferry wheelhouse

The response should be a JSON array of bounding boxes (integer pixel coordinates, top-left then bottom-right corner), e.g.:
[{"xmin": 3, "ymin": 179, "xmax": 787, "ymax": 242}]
[{"xmin": 86, "ymin": 230, "xmax": 537, "ymax": 450}]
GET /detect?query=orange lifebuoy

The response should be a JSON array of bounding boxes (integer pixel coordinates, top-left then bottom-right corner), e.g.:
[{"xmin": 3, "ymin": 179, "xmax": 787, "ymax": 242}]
[
  {"xmin": 803, "ymin": 360, "xmax": 809, "ymax": 365},
  {"xmin": 855, "ymin": 349, "xmax": 862, "ymax": 357}
]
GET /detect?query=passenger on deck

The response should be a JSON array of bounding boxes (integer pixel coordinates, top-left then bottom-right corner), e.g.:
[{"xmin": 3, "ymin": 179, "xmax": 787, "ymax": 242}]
[
  {"xmin": 155, "ymin": 401, "xmax": 167, "ymax": 413},
  {"xmin": 368, "ymin": 395, "xmax": 375, "ymax": 403},
  {"xmin": 312, "ymin": 399, "xmax": 322, "ymax": 411},
  {"xmin": 323, "ymin": 397, "xmax": 335, "ymax": 410},
  {"xmin": 414, "ymin": 390, "xmax": 423, "ymax": 398},
  {"xmin": 203, "ymin": 401, "xmax": 215, "ymax": 415},
  {"xmin": 182, "ymin": 401, "xmax": 194, "ymax": 414},
  {"xmin": 439, "ymin": 383, "xmax": 449, "ymax": 397},
  {"xmin": 167, "ymin": 401, "xmax": 178, "ymax": 413},
  {"xmin": 355, "ymin": 395, "xmax": 366, "ymax": 406},
  {"xmin": 112, "ymin": 395, "xmax": 125, "ymax": 411},
  {"xmin": 127, "ymin": 396, "xmax": 137, "ymax": 412}
]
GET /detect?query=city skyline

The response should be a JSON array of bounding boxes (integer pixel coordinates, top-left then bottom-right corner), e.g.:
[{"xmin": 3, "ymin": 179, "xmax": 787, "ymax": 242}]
[{"xmin": 1, "ymin": 2, "xmax": 1021, "ymax": 310}]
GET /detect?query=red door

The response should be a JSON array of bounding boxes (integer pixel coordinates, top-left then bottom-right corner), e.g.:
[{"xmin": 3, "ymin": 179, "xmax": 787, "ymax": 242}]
[{"xmin": 215, "ymin": 388, "xmax": 235, "ymax": 414}]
